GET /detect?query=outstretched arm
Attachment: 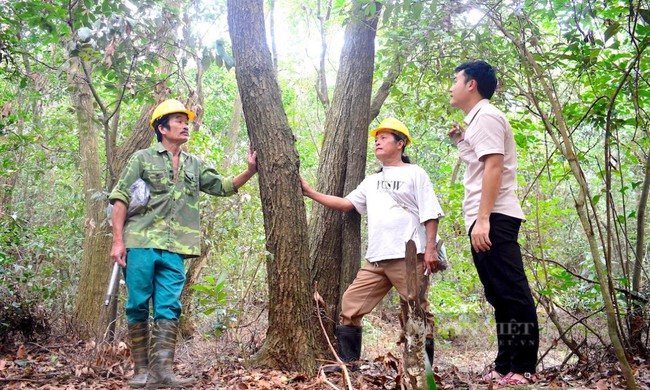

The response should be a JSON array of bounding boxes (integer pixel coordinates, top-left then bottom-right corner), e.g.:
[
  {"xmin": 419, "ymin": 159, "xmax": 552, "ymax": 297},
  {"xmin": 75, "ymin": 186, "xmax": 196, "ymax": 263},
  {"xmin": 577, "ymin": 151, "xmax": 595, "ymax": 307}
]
[{"xmin": 300, "ymin": 176, "xmax": 355, "ymax": 212}]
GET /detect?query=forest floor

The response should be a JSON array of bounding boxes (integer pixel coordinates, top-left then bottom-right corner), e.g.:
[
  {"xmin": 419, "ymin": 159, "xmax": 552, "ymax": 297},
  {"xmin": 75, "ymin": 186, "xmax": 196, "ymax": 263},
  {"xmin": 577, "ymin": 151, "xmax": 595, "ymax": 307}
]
[{"xmin": 1, "ymin": 309, "xmax": 650, "ymax": 390}]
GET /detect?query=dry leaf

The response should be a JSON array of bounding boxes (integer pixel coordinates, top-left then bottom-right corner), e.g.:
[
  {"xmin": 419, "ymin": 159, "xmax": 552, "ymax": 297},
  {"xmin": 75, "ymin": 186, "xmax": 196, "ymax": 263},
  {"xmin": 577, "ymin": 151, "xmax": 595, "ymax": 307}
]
[
  {"xmin": 1, "ymin": 101, "xmax": 11, "ymax": 118},
  {"xmin": 16, "ymin": 344, "xmax": 27, "ymax": 360},
  {"xmin": 595, "ymin": 379, "xmax": 609, "ymax": 389}
]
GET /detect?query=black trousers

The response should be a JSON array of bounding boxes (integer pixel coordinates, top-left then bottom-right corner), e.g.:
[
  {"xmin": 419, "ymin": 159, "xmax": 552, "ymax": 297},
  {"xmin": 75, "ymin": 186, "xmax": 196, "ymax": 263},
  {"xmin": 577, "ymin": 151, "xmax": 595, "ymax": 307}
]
[{"xmin": 469, "ymin": 213, "xmax": 539, "ymax": 374}]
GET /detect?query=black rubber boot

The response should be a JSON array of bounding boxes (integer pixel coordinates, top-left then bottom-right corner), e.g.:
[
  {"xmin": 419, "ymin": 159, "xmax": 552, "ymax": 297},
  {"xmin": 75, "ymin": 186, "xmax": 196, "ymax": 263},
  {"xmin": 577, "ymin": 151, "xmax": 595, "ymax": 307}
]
[
  {"xmin": 426, "ymin": 338, "xmax": 435, "ymax": 365},
  {"xmin": 127, "ymin": 322, "xmax": 149, "ymax": 388},
  {"xmin": 146, "ymin": 320, "xmax": 196, "ymax": 389},
  {"xmin": 336, "ymin": 325, "xmax": 362, "ymax": 363}
]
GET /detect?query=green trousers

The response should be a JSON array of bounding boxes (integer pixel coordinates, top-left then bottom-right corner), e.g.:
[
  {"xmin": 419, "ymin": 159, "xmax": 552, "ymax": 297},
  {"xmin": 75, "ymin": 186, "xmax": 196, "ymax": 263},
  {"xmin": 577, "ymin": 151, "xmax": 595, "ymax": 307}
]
[{"xmin": 124, "ymin": 248, "xmax": 185, "ymax": 323}]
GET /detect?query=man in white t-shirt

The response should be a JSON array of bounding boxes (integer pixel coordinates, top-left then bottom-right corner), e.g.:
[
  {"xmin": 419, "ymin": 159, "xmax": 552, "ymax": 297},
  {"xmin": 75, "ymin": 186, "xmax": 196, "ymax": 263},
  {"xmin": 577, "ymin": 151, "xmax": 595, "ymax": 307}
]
[
  {"xmin": 301, "ymin": 117, "xmax": 444, "ymax": 368},
  {"xmin": 448, "ymin": 61, "xmax": 539, "ymax": 387}
]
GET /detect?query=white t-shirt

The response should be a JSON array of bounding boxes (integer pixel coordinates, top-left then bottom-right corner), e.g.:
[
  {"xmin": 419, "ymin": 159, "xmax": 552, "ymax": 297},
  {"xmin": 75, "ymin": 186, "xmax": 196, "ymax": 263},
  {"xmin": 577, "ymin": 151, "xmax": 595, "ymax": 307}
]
[
  {"xmin": 345, "ymin": 164, "xmax": 444, "ymax": 262},
  {"xmin": 457, "ymin": 99, "xmax": 525, "ymax": 232}
]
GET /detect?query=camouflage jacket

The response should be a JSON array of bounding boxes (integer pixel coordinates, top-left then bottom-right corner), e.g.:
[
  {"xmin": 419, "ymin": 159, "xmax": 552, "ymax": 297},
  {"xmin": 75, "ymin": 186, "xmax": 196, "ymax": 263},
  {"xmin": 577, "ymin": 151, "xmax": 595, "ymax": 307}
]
[{"xmin": 109, "ymin": 142, "xmax": 235, "ymax": 257}]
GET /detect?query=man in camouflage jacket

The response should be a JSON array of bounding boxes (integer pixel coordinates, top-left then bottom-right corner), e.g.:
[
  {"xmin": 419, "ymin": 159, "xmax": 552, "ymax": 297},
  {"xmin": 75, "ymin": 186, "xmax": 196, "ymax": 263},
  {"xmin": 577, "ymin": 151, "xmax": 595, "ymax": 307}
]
[{"xmin": 109, "ymin": 99, "xmax": 257, "ymax": 388}]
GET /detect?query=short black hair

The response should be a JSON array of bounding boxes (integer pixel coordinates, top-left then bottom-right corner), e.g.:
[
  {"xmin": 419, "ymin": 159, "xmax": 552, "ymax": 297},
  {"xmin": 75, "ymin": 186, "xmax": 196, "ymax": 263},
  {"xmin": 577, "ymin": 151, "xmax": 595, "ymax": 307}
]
[
  {"xmin": 455, "ymin": 60, "xmax": 497, "ymax": 99},
  {"xmin": 153, "ymin": 115, "xmax": 172, "ymax": 142}
]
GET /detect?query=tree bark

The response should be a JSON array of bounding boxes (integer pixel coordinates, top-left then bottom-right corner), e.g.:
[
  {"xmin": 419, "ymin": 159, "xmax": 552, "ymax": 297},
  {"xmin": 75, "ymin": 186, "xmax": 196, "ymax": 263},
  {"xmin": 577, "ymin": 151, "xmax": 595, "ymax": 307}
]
[
  {"xmin": 228, "ymin": 0, "xmax": 318, "ymax": 372},
  {"xmin": 308, "ymin": 1, "xmax": 381, "ymax": 345}
]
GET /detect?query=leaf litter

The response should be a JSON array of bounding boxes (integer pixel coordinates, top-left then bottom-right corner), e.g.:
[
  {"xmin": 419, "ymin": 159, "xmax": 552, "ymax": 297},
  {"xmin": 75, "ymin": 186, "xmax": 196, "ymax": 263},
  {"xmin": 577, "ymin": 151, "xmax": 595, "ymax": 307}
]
[{"xmin": 1, "ymin": 313, "xmax": 649, "ymax": 389}]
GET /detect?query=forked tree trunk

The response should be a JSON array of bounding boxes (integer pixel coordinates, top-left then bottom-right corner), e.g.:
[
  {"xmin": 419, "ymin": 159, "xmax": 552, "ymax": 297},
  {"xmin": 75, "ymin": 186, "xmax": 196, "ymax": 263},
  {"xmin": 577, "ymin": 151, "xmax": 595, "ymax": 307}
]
[{"xmin": 228, "ymin": 0, "xmax": 318, "ymax": 372}]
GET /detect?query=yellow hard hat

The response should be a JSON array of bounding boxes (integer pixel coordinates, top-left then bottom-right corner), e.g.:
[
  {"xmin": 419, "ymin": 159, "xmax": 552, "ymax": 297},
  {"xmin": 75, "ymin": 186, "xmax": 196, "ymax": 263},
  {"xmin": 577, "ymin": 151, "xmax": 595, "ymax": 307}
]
[
  {"xmin": 370, "ymin": 117, "xmax": 412, "ymax": 145},
  {"xmin": 150, "ymin": 99, "xmax": 195, "ymax": 130}
]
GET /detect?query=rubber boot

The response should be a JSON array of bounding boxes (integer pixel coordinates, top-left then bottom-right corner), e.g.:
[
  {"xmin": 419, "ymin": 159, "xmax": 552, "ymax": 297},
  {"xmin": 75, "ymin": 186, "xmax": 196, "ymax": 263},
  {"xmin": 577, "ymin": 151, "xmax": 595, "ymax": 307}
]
[
  {"xmin": 127, "ymin": 322, "xmax": 149, "ymax": 388},
  {"xmin": 146, "ymin": 320, "xmax": 196, "ymax": 389},
  {"xmin": 426, "ymin": 338, "xmax": 435, "ymax": 365},
  {"xmin": 336, "ymin": 325, "xmax": 362, "ymax": 363}
]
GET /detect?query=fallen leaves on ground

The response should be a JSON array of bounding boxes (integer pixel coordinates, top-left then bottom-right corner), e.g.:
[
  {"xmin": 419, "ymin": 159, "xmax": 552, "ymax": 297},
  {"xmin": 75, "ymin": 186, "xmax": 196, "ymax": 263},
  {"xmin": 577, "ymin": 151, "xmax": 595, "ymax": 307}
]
[{"xmin": 2, "ymin": 335, "xmax": 649, "ymax": 389}]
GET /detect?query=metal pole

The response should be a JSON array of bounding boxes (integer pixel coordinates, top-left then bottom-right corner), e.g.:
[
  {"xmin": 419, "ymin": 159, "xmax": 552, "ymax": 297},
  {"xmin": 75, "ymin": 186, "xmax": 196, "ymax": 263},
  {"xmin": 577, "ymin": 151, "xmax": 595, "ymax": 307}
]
[{"xmin": 104, "ymin": 263, "xmax": 120, "ymax": 306}]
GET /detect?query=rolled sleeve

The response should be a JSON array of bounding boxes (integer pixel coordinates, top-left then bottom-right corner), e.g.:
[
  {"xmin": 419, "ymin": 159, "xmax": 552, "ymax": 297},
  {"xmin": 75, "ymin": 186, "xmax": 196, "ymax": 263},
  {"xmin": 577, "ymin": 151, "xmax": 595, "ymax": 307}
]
[
  {"xmin": 109, "ymin": 189, "xmax": 129, "ymax": 206},
  {"xmin": 221, "ymin": 176, "xmax": 236, "ymax": 196}
]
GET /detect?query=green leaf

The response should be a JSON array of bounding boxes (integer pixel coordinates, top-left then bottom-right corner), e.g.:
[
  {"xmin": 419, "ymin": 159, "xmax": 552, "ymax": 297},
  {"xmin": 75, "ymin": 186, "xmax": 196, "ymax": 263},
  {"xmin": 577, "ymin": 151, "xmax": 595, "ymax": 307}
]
[
  {"xmin": 639, "ymin": 9, "xmax": 650, "ymax": 24},
  {"xmin": 190, "ymin": 285, "xmax": 212, "ymax": 293},
  {"xmin": 604, "ymin": 22, "xmax": 620, "ymax": 43},
  {"xmin": 215, "ymin": 40, "xmax": 226, "ymax": 58},
  {"xmin": 514, "ymin": 133, "xmax": 528, "ymax": 148},
  {"xmin": 224, "ymin": 54, "xmax": 235, "ymax": 70},
  {"xmin": 616, "ymin": 277, "xmax": 629, "ymax": 286},
  {"xmin": 425, "ymin": 350, "xmax": 437, "ymax": 389}
]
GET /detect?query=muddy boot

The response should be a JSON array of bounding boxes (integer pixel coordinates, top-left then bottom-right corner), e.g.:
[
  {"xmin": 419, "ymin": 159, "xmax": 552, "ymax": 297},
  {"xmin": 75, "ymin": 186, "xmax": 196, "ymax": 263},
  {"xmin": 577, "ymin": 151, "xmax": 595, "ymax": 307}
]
[
  {"xmin": 426, "ymin": 338, "xmax": 435, "ymax": 365},
  {"xmin": 127, "ymin": 322, "xmax": 149, "ymax": 388},
  {"xmin": 146, "ymin": 320, "xmax": 196, "ymax": 389}
]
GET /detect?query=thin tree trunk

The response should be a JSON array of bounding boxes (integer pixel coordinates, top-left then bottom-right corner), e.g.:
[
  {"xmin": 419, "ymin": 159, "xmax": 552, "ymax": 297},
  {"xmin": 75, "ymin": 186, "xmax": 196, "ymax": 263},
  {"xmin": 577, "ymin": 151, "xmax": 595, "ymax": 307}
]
[
  {"xmin": 228, "ymin": 0, "xmax": 317, "ymax": 372},
  {"xmin": 629, "ymin": 151, "xmax": 650, "ymax": 350},
  {"xmin": 369, "ymin": 57, "xmax": 402, "ymax": 121},
  {"xmin": 269, "ymin": 0, "xmax": 278, "ymax": 73},
  {"xmin": 315, "ymin": 0, "xmax": 332, "ymax": 108},
  {"xmin": 69, "ymin": 54, "xmax": 113, "ymax": 339}
]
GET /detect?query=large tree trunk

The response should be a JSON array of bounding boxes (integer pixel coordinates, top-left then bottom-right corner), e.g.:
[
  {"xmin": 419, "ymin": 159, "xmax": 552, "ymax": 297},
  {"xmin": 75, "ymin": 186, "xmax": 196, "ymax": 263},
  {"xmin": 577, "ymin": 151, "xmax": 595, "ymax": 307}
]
[
  {"xmin": 308, "ymin": 1, "xmax": 381, "ymax": 344},
  {"xmin": 228, "ymin": 0, "xmax": 318, "ymax": 372}
]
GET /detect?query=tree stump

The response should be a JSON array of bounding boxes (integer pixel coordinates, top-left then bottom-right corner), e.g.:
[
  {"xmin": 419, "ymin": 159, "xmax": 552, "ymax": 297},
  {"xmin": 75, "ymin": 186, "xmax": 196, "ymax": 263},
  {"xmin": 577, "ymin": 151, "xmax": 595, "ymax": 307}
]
[{"xmin": 401, "ymin": 240, "xmax": 429, "ymax": 389}]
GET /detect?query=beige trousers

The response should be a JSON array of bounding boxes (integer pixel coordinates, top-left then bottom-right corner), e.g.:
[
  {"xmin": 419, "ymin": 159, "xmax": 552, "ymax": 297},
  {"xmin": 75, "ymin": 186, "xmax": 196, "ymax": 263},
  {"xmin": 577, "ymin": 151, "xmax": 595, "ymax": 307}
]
[{"xmin": 339, "ymin": 255, "xmax": 435, "ymax": 338}]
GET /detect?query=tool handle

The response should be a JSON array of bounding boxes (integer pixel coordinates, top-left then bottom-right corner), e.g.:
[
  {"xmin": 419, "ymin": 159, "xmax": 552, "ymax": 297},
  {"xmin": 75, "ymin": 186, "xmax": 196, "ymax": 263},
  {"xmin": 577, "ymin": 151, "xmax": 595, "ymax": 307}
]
[{"xmin": 104, "ymin": 263, "xmax": 120, "ymax": 306}]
